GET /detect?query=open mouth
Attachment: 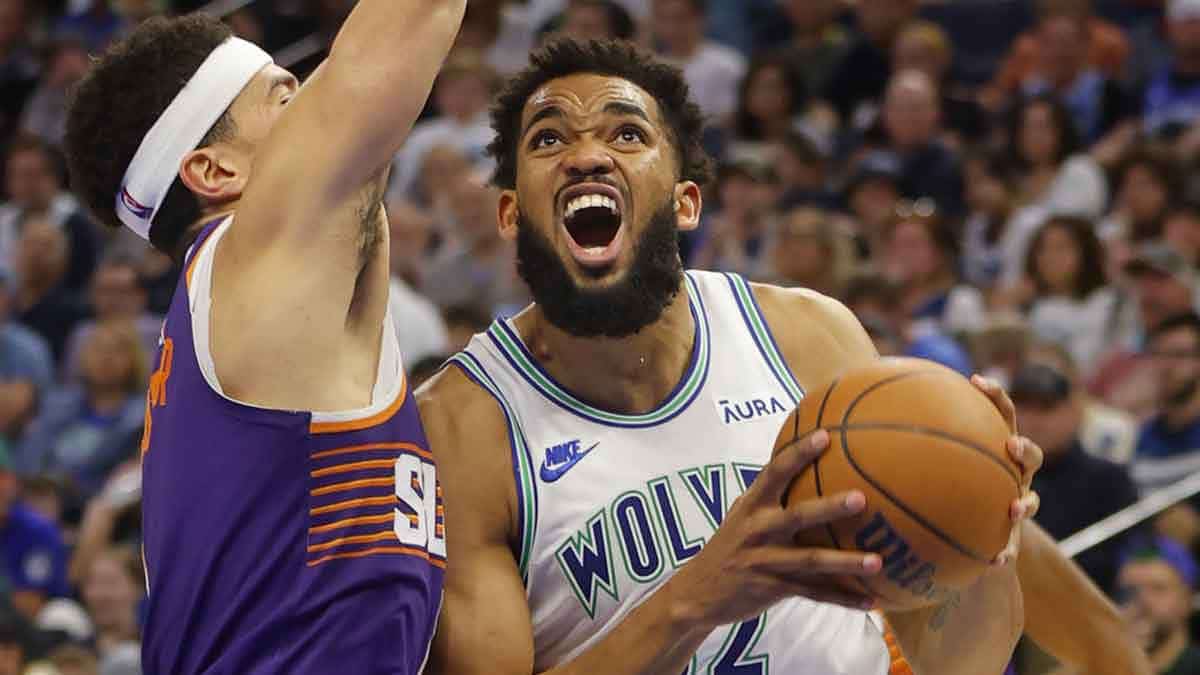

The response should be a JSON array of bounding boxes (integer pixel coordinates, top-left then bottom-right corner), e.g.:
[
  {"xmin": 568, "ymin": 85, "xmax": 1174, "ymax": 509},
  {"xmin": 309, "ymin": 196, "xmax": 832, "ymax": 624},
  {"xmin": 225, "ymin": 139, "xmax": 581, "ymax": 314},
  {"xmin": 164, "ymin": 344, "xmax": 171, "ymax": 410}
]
[{"xmin": 560, "ymin": 186, "xmax": 626, "ymax": 269}]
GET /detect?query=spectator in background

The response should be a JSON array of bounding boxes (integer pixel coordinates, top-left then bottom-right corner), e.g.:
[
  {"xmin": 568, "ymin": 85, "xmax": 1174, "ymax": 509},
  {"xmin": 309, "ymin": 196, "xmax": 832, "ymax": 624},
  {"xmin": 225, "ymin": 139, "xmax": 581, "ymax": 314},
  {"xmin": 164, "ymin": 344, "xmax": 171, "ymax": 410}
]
[
  {"xmin": 758, "ymin": 206, "xmax": 855, "ymax": 299},
  {"xmin": 962, "ymin": 150, "xmax": 1021, "ymax": 291},
  {"xmin": 1002, "ymin": 94, "xmax": 1109, "ymax": 282},
  {"xmin": 1015, "ymin": 2, "xmax": 1136, "ymax": 144},
  {"xmin": 691, "ymin": 161, "xmax": 776, "ymax": 275},
  {"xmin": 18, "ymin": 36, "xmax": 88, "ymax": 147},
  {"xmin": 422, "ymin": 171, "xmax": 526, "ymax": 315},
  {"xmin": 0, "ymin": 616, "xmax": 25, "ymax": 675},
  {"xmin": 1165, "ymin": 200, "xmax": 1200, "ymax": 266},
  {"xmin": 62, "ymin": 253, "xmax": 160, "ymax": 384},
  {"xmin": 1142, "ymin": 0, "xmax": 1200, "ymax": 141},
  {"xmin": 1091, "ymin": 243, "xmax": 1198, "ymax": 419},
  {"xmin": 1118, "ymin": 538, "xmax": 1200, "ymax": 674},
  {"xmin": 80, "ymin": 547, "xmax": 141, "ymax": 660},
  {"xmin": 1128, "ymin": 245, "xmax": 1200, "ymax": 345},
  {"xmin": 14, "ymin": 217, "xmax": 86, "ymax": 363},
  {"xmin": 881, "ymin": 206, "xmax": 987, "ymax": 337},
  {"xmin": 990, "ymin": 0, "xmax": 1130, "ymax": 103},
  {"xmin": 878, "ymin": 69, "xmax": 966, "ymax": 217},
  {"xmin": 18, "ymin": 320, "xmax": 146, "ymax": 498},
  {"xmin": 53, "ymin": 0, "xmax": 125, "ymax": 52},
  {"xmin": 386, "ymin": 201, "xmax": 450, "ymax": 368},
  {"xmin": 0, "ymin": 274, "xmax": 50, "ymax": 456},
  {"xmin": 1104, "ymin": 147, "xmax": 1180, "ymax": 244},
  {"xmin": 729, "ymin": 53, "xmax": 825, "ymax": 162},
  {"xmin": 1012, "ymin": 360, "xmax": 1140, "ymax": 594},
  {"xmin": 1134, "ymin": 313, "xmax": 1200, "ymax": 489},
  {"xmin": 0, "ymin": 137, "xmax": 98, "ymax": 293},
  {"xmin": 134, "ymin": 248, "xmax": 175, "ymax": 317},
  {"xmin": 1026, "ymin": 338, "xmax": 1140, "ymax": 464},
  {"xmin": 844, "ymin": 271, "xmax": 975, "ymax": 375},
  {"xmin": 0, "ymin": 0, "xmax": 39, "ymax": 147},
  {"xmin": 889, "ymin": 20, "xmax": 987, "ymax": 149},
  {"xmin": 650, "ymin": 0, "xmax": 745, "ymax": 124},
  {"xmin": 387, "ymin": 50, "xmax": 497, "ymax": 203},
  {"xmin": 0, "ymin": 444, "xmax": 68, "ymax": 621},
  {"xmin": 841, "ymin": 150, "xmax": 902, "ymax": 258},
  {"xmin": 541, "ymin": 0, "xmax": 635, "ymax": 43},
  {"xmin": 1024, "ymin": 216, "xmax": 1127, "ymax": 377},
  {"xmin": 774, "ymin": 131, "xmax": 836, "ymax": 211},
  {"xmin": 824, "ymin": 0, "xmax": 918, "ymax": 127},
  {"xmin": 775, "ymin": 0, "xmax": 849, "ymax": 103}
]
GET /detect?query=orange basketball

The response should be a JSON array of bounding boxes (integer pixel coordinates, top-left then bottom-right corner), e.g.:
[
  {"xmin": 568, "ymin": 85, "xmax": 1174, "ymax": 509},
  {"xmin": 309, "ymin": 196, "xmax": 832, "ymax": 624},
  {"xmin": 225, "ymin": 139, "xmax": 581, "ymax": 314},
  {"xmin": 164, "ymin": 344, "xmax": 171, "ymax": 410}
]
[{"xmin": 777, "ymin": 357, "xmax": 1020, "ymax": 611}]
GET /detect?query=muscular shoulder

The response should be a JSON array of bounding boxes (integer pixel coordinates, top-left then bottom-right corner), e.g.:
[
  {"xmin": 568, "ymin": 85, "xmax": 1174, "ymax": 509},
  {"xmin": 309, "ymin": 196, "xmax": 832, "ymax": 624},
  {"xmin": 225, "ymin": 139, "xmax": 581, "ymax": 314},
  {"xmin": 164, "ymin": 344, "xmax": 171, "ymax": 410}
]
[
  {"xmin": 747, "ymin": 283, "xmax": 878, "ymax": 390},
  {"xmin": 416, "ymin": 365, "xmax": 516, "ymax": 543}
]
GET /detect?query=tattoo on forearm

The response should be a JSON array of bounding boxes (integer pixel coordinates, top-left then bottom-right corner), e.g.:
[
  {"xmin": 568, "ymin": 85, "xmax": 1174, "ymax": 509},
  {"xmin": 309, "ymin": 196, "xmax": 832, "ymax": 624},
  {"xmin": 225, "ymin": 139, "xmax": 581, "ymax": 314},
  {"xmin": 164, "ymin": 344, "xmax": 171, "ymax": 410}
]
[{"xmin": 929, "ymin": 591, "xmax": 962, "ymax": 631}]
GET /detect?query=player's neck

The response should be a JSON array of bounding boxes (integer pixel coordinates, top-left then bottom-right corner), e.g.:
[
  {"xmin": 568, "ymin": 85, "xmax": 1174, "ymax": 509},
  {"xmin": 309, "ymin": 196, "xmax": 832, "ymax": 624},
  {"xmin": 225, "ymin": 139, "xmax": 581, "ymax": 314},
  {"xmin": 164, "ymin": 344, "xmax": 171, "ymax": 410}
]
[
  {"xmin": 1165, "ymin": 393, "xmax": 1200, "ymax": 430},
  {"xmin": 522, "ymin": 288, "xmax": 695, "ymax": 416}
]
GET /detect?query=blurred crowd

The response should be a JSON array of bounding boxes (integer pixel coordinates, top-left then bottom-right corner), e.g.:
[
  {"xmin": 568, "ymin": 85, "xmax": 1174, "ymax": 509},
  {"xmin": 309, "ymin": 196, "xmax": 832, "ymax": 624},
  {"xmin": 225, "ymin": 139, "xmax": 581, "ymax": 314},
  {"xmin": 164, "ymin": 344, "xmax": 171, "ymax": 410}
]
[{"xmin": 4, "ymin": 0, "xmax": 1200, "ymax": 673}]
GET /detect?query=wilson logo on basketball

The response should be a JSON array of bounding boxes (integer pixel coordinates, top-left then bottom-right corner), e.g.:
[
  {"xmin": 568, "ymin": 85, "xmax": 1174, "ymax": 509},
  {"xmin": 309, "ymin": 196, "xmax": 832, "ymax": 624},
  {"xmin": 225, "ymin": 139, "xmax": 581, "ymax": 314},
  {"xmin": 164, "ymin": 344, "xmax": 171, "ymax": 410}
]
[{"xmin": 855, "ymin": 512, "xmax": 941, "ymax": 602}]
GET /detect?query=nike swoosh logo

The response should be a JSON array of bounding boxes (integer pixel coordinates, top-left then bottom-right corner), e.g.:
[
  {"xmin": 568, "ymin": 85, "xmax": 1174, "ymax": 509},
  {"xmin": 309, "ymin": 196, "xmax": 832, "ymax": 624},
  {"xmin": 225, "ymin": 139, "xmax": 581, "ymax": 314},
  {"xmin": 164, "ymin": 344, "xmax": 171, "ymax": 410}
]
[{"xmin": 539, "ymin": 442, "xmax": 599, "ymax": 483}]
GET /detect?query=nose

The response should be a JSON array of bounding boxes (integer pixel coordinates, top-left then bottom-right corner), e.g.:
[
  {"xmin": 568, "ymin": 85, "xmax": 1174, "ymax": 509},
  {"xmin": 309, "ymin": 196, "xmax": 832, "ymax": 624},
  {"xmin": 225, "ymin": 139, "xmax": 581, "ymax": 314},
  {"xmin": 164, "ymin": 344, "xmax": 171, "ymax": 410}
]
[{"xmin": 562, "ymin": 138, "xmax": 615, "ymax": 178}]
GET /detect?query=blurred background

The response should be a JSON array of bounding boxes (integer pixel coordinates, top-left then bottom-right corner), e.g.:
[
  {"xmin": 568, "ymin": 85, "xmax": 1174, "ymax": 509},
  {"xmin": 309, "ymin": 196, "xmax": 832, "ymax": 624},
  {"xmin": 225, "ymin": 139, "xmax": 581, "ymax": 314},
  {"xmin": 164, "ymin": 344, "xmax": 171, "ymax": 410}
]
[{"xmin": 3, "ymin": 0, "xmax": 1200, "ymax": 673}]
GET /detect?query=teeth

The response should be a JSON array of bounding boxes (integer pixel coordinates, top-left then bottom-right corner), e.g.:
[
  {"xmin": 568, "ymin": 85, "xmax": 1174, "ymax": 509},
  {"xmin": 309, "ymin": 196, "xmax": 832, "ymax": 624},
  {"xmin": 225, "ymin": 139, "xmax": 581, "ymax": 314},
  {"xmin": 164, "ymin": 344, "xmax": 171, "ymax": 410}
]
[
  {"xmin": 585, "ymin": 246, "xmax": 605, "ymax": 254},
  {"xmin": 564, "ymin": 193, "xmax": 620, "ymax": 220}
]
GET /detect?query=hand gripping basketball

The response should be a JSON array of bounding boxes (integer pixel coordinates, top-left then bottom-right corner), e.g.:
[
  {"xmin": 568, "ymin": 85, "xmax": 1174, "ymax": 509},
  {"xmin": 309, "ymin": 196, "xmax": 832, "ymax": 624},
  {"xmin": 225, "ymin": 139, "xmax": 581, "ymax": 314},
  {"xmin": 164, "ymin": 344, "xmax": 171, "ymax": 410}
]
[
  {"xmin": 969, "ymin": 375, "xmax": 1044, "ymax": 567},
  {"xmin": 662, "ymin": 428, "xmax": 884, "ymax": 630}
]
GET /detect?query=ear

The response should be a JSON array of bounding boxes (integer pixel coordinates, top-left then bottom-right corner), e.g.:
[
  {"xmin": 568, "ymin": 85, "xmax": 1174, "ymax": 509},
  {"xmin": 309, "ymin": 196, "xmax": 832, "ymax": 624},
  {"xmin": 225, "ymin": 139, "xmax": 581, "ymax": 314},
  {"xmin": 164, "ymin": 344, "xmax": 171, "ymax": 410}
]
[
  {"xmin": 673, "ymin": 180, "xmax": 702, "ymax": 232},
  {"xmin": 178, "ymin": 146, "xmax": 247, "ymax": 208},
  {"xmin": 498, "ymin": 189, "xmax": 519, "ymax": 242}
]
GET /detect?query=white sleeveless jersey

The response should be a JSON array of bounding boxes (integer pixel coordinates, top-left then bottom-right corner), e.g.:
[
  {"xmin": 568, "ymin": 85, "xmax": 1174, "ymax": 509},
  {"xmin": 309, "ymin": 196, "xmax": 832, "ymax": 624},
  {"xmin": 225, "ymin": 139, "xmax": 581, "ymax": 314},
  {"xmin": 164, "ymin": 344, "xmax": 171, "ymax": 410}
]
[{"xmin": 453, "ymin": 271, "xmax": 890, "ymax": 674}]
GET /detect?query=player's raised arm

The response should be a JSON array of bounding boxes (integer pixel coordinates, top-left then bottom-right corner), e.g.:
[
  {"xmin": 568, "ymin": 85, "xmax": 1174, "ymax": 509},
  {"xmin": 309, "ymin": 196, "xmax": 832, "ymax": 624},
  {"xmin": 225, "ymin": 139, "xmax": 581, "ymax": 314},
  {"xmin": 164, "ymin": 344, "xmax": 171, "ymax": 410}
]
[{"xmin": 237, "ymin": 0, "xmax": 466, "ymax": 248}]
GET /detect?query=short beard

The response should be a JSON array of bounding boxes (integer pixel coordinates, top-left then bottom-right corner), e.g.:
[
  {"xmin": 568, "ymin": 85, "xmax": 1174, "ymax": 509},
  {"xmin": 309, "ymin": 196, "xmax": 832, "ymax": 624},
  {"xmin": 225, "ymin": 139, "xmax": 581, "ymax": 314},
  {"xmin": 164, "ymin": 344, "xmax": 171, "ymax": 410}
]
[
  {"xmin": 1165, "ymin": 378, "xmax": 1199, "ymax": 411},
  {"xmin": 515, "ymin": 199, "xmax": 684, "ymax": 338}
]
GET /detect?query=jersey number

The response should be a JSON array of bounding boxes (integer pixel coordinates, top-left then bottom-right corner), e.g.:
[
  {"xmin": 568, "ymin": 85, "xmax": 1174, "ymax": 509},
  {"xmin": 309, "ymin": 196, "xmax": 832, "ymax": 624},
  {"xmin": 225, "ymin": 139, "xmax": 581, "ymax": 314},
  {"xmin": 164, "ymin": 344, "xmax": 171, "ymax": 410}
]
[
  {"xmin": 681, "ymin": 614, "xmax": 768, "ymax": 675},
  {"xmin": 140, "ymin": 336, "xmax": 174, "ymax": 455}
]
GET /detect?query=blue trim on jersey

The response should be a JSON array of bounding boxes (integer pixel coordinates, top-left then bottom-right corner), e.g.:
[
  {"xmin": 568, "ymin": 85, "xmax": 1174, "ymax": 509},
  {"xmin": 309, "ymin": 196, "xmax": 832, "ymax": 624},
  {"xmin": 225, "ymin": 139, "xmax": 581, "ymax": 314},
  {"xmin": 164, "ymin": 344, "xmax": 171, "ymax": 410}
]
[
  {"xmin": 724, "ymin": 274, "xmax": 805, "ymax": 404},
  {"xmin": 447, "ymin": 352, "xmax": 539, "ymax": 583},
  {"xmin": 485, "ymin": 273, "xmax": 712, "ymax": 429}
]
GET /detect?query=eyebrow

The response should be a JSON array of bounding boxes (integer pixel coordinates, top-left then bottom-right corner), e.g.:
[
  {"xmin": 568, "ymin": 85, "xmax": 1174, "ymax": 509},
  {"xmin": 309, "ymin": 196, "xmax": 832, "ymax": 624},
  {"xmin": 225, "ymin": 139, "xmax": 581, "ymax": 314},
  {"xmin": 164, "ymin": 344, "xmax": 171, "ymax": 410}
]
[{"xmin": 521, "ymin": 101, "xmax": 653, "ymax": 138}]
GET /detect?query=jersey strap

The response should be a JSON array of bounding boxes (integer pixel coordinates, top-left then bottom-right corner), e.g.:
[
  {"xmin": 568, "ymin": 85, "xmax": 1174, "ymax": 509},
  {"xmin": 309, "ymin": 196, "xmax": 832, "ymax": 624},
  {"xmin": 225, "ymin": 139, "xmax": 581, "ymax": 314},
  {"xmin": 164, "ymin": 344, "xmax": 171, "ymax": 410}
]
[
  {"xmin": 447, "ymin": 351, "xmax": 539, "ymax": 583},
  {"xmin": 722, "ymin": 274, "xmax": 805, "ymax": 404}
]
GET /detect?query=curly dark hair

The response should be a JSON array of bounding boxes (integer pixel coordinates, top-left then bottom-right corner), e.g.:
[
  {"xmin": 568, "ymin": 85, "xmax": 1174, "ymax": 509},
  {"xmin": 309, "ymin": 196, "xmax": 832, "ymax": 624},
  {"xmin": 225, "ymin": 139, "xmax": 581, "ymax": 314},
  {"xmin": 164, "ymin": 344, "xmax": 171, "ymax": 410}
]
[
  {"xmin": 487, "ymin": 38, "xmax": 713, "ymax": 190},
  {"xmin": 64, "ymin": 14, "xmax": 237, "ymax": 260},
  {"xmin": 1024, "ymin": 215, "xmax": 1108, "ymax": 299}
]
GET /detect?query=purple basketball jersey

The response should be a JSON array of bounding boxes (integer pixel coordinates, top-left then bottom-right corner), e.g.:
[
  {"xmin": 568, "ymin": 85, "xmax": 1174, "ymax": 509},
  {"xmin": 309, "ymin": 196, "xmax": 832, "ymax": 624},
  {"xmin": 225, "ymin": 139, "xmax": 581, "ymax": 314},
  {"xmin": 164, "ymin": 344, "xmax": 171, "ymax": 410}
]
[{"xmin": 141, "ymin": 220, "xmax": 445, "ymax": 674}]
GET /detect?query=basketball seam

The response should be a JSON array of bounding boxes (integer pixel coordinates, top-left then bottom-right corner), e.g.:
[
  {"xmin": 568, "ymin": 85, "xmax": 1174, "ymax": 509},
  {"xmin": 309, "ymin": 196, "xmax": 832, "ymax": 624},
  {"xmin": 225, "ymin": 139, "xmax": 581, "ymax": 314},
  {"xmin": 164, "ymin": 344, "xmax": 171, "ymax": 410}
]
[
  {"xmin": 839, "ymin": 372, "xmax": 995, "ymax": 564},
  {"xmin": 829, "ymin": 423, "xmax": 1020, "ymax": 488},
  {"xmin": 810, "ymin": 377, "xmax": 885, "ymax": 601}
]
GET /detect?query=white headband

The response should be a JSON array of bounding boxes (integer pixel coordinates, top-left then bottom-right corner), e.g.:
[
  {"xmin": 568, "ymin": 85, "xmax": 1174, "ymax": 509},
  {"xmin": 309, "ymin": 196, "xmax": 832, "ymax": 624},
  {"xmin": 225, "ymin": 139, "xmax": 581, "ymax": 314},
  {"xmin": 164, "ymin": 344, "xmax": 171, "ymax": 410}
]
[{"xmin": 115, "ymin": 37, "xmax": 273, "ymax": 239}]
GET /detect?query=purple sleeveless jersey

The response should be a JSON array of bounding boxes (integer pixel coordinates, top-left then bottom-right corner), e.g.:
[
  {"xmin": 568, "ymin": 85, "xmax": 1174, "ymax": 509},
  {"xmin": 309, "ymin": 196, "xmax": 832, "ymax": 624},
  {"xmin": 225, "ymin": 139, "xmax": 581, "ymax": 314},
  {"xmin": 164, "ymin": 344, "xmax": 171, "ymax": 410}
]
[{"xmin": 140, "ymin": 220, "xmax": 445, "ymax": 674}]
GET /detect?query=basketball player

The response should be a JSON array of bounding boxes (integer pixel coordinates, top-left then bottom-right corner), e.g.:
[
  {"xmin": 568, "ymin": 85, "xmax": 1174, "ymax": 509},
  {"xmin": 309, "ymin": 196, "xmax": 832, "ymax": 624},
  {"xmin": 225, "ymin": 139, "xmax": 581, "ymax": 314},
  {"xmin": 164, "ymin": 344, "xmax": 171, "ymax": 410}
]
[
  {"xmin": 61, "ymin": 5, "xmax": 464, "ymax": 673},
  {"xmin": 417, "ymin": 40, "xmax": 1151, "ymax": 674}
]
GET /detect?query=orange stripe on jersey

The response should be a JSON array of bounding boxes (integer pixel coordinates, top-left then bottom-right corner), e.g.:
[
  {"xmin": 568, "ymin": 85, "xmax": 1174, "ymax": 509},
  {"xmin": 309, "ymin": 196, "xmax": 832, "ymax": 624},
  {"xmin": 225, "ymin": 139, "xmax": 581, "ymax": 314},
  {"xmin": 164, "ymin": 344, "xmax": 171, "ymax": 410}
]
[
  {"xmin": 306, "ymin": 545, "xmax": 446, "ymax": 568},
  {"xmin": 883, "ymin": 620, "xmax": 915, "ymax": 675},
  {"xmin": 309, "ymin": 494, "xmax": 397, "ymax": 516},
  {"xmin": 184, "ymin": 228, "xmax": 216, "ymax": 290},
  {"xmin": 307, "ymin": 529, "xmax": 397, "ymax": 553},
  {"xmin": 309, "ymin": 373, "xmax": 408, "ymax": 435},
  {"xmin": 310, "ymin": 477, "xmax": 394, "ymax": 497},
  {"xmin": 308, "ymin": 512, "xmax": 400, "ymax": 534},
  {"xmin": 310, "ymin": 459, "xmax": 397, "ymax": 478},
  {"xmin": 310, "ymin": 441, "xmax": 431, "ymax": 462}
]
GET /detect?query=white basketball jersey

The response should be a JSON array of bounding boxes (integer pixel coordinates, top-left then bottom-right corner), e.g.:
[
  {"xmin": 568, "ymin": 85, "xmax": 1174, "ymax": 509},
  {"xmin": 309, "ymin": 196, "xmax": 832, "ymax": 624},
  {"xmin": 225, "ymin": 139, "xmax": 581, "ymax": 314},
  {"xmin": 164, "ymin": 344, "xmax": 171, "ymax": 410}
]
[{"xmin": 453, "ymin": 271, "xmax": 890, "ymax": 674}]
